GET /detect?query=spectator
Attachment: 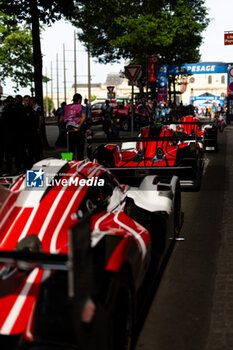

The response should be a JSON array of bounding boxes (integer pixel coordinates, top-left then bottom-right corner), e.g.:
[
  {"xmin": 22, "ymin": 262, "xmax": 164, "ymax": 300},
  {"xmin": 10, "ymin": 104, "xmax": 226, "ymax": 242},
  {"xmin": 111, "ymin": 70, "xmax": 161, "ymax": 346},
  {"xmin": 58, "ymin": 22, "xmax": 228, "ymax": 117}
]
[
  {"xmin": 30, "ymin": 97, "xmax": 44, "ymax": 158},
  {"xmin": 55, "ymin": 101, "xmax": 66, "ymax": 136},
  {"xmin": 217, "ymin": 103, "xmax": 223, "ymax": 114},
  {"xmin": 101, "ymin": 100, "xmax": 113, "ymax": 137},
  {"xmin": 147, "ymin": 99, "xmax": 154, "ymax": 120},
  {"xmin": 63, "ymin": 93, "xmax": 86, "ymax": 160},
  {"xmin": 212, "ymin": 103, "xmax": 216, "ymax": 121},
  {"xmin": 154, "ymin": 101, "xmax": 160, "ymax": 121},
  {"xmin": 136, "ymin": 98, "xmax": 150, "ymax": 128},
  {"xmin": 13, "ymin": 95, "xmax": 26, "ymax": 173},
  {"xmin": 2, "ymin": 95, "xmax": 25, "ymax": 174},
  {"xmin": 110, "ymin": 117, "xmax": 120, "ymax": 138},
  {"xmin": 166, "ymin": 103, "xmax": 172, "ymax": 122},
  {"xmin": 158, "ymin": 103, "xmax": 166, "ymax": 122},
  {"xmin": 2, "ymin": 97, "xmax": 14, "ymax": 174},
  {"xmin": 23, "ymin": 95, "xmax": 41, "ymax": 168},
  {"xmin": 84, "ymin": 98, "xmax": 92, "ymax": 129}
]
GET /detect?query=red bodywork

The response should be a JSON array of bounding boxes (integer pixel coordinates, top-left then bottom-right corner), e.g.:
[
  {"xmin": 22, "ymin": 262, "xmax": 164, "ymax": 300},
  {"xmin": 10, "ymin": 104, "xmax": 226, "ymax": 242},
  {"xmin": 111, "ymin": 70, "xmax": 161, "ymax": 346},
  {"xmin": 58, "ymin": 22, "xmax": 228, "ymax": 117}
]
[
  {"xmin": 104, "ymin": 126, "xmax": 189, "ymax": 168},
  {"xmin": 179, "ymin": 116, "xmax": 204, "ymax": 137},
  {"xmin": 91, "ymin": 101, "xmax": 130, "ymax": 124},
  {"xmin": 0, "ymin": 160, "xmax": 151, "ymax": 340}
]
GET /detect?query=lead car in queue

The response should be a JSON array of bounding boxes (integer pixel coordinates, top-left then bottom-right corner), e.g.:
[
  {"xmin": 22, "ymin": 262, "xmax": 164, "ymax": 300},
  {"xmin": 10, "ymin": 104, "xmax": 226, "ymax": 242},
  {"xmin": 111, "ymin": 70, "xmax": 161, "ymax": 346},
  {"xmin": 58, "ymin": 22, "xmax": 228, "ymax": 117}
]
[{"xmin": 0, "ymin": 158, "xmax": 182, "ymax": 350}]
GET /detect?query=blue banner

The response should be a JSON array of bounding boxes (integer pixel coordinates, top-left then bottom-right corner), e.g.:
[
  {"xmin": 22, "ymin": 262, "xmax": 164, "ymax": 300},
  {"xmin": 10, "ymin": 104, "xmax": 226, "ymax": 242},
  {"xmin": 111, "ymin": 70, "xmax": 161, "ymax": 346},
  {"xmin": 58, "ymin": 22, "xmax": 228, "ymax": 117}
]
[
  {"xmin": 157, "ymin": 65, "xmax": 168, "ymax": 102},
  {"xmin": 191, "ymin": 95, "xmax": 225, "ymax": 106},
  {"xmin": 158, "ymin": 62, "xmax": 233, "ymax": 75}
]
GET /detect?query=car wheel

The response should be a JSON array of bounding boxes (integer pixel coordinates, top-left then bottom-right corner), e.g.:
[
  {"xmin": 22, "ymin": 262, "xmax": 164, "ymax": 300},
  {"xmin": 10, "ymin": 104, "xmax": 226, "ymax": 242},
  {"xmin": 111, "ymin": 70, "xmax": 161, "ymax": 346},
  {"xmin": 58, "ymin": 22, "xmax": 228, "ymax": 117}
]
[
  {"xmin": 193, "ymin": 157, "xmax": 203, "ymax": 191},
  {"xmin": 108, "ymin": 273, "xmax": 134, "ymax": 350},
  {"xmin": 71, "ymin": 271, "xmax": 134, "ymax": 350},
  {"xmin": 94, "ymin": 272, "xmax": 134, "ymax": 350},
  {"xmin": 120, "ymin": 118, "xmax": 130, "ymax": 131}
]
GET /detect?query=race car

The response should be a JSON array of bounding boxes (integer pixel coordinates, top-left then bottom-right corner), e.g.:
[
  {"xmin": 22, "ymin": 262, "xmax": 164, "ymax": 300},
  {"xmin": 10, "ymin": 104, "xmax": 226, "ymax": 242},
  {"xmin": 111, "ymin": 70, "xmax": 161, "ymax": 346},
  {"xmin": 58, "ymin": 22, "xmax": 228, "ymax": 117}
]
[
  {"xmin": 92, "ymin": 123, "xmax": 204, "ymax": 190},
  {"xmin": 0, "ymin": 158, "xmax": 182, "ymax": 350},
  {"xmin": 178, "ymin": 115, "xmax": 218, "ymax": 151}
]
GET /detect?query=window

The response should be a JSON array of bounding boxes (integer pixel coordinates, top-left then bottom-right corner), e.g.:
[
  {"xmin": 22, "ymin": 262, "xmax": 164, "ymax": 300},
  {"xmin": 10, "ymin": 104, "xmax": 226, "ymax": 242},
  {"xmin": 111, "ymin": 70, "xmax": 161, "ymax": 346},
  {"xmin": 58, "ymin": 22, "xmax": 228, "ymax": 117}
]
[
  {"xmin": 208, "ymin": 75, "xmax": 212, "ymax": 84},
  {"xmin": 221, "ymin": 75, "xmax": 225, "ymax": 84},
  {"xmin": 92, "ymin": 103, "xmax": 102, "ymax": 111}
]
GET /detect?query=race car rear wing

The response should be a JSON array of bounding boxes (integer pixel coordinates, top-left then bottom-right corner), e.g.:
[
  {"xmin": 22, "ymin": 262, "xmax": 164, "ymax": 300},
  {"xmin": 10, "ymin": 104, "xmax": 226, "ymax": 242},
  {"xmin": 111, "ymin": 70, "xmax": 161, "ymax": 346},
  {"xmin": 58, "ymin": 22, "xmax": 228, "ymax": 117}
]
[
  {"xmin": 0, "ymin": 216, "xmax": 92, "ymax": 300},
  {"xmin": 163, "ymin": 121, "xmax": 216, "ymax": 125},
  {"xmin": 107, "ymin": 165, "xmax": 195, "ymax": 188},
  {"xmin": 87, "ymin": 135, "xmax": 203, "ymax": 143}
]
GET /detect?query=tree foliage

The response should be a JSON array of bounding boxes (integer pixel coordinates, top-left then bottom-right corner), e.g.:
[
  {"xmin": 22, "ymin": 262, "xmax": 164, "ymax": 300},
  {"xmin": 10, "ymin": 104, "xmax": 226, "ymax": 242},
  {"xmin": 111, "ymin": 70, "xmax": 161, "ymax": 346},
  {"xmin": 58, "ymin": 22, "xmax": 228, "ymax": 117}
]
[
  {"xmin": 72, "ymin": 0, "xmax": 209, "ymax": 65},
  {"xmin": 0, "ymin": 0, "xmax": 74, "ymax": 24},
  {"xmin": 0, "ymin": 11, "xmax": 33, "ymax": 90},
  {"xmin": 1, "ymin": 0, "xmax": 74, "ymax": 105}
]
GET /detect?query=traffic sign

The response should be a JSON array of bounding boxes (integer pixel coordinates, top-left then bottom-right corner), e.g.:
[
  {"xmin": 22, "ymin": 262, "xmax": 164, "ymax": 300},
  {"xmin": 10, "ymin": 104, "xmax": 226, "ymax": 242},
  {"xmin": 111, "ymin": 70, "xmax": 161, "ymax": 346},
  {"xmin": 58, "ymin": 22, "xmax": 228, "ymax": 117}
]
[
  {"xmin": 125, "ymin": 65, "xmax": 141, "ymax": 81},
  {"xmin": 107, "ymin": 86, "xmax": 115, "ymax": 93},
  {"xmin": 229, "ymin": 82, "xmax": 233, "ymax": 91},
  {"xmin": 229, "ymin": 67, "xmax": 233, "ymax": 78}
]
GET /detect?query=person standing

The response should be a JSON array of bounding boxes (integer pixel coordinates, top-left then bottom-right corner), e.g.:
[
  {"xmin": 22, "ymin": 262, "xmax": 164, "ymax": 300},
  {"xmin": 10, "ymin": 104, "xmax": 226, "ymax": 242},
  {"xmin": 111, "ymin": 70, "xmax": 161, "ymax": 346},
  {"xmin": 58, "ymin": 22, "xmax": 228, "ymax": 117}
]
[
  {"xmin": 63, "ymin": 93, "xmax": 86, "ymax": 160},
  {"xmin": 23, "ymin": 95, "xmax": 41, "ymax": 169},
  {"xmin": 55, "ymin": 101, "xmax": 66, "ymax": 136},
  {"xmin": 30, "ymin": 97, "xmax": 44, "ymax": 159},
  {"xmin": 136, "ymin": 98, "xmax": 150, "ymax": 128},
  {"xmin": 84, "ymin": 98, "xmax": 92, "ymax": 129},
  {"xmin": 2, "ymin": 97, "xmax": 14, "ymax": 174},
  {"xmin": 101, "ymin": 100, "xmax": 113, "ymax": 137},
  {"xmin": 13, "ymin": 95, "xmax": 26, "ymax": 173}
]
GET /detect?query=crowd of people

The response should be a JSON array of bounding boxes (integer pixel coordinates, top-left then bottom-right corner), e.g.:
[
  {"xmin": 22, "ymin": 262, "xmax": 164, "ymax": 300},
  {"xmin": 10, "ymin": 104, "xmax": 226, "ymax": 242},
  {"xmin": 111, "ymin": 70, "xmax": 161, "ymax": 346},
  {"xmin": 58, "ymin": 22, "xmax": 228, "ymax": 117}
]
[
  {"xmin": 0, "ymin": 92, "xmax": 227, "ymax": 176},
  {"xmin": 134, "ymin": 99, "xmax": 196, "ymax": 128},
  {"xmin": 0, "ymin": 95, "xmax": 43, "ymax": 176}
]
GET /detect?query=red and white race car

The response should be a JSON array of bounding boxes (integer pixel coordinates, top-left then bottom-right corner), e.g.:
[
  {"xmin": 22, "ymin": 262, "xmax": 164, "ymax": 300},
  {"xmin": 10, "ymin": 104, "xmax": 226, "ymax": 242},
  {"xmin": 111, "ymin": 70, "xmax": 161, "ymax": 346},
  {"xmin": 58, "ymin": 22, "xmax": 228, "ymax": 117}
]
[
  {"xmin": 0, "ymin": 158, "xmax": 182, "ymax": 350},
  {"xmin": 93, "ymin": 123, "xmax": 204, "ymax": 189},
  {"xmin": 177, "ymin": 115, "xmax": 218, "ymax": 151}
]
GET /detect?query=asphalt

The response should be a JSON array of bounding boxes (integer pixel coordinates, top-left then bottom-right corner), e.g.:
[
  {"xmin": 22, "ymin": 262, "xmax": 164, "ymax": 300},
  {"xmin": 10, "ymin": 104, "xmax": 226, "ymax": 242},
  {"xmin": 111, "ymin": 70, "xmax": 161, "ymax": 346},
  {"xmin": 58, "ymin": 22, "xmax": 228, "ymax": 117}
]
[
  {"xmin": 133, "ymin": 124, "xmax": 233, "ymax": 350},
  {"xmin": 205, "ymin": 124, "xmax": 233, "ymax": 350}
]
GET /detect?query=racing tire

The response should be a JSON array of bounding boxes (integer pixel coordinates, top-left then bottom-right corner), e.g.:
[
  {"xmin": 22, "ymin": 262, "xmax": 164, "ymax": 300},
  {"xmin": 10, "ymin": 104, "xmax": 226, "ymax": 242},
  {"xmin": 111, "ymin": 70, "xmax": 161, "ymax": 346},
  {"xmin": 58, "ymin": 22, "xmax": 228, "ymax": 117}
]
[
  {"xmin": 93, "ymin": 271, "xmax": 134, "ymax": 350},
  {"xmin": 193, "ymin": 157, "xmax": 203, "ymax": 191},
  {"xmin": 105, "ymin": 272, "xmax": 134, "ymax": 350}
]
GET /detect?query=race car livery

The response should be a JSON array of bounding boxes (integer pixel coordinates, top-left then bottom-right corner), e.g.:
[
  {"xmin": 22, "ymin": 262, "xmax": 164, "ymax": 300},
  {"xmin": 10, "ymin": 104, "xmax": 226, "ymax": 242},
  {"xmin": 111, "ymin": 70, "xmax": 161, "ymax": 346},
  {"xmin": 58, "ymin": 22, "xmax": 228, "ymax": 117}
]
[
  {"xmin": 93, "ymin": 123, "xmax": 204, "ymax": 189},
  {"xmin": 0, "ymin": 158, "xmax": 182, "ymax": 350},
  {"xmin": 178, "ymin": 115, "xmax": 218, "ymax": 151}
]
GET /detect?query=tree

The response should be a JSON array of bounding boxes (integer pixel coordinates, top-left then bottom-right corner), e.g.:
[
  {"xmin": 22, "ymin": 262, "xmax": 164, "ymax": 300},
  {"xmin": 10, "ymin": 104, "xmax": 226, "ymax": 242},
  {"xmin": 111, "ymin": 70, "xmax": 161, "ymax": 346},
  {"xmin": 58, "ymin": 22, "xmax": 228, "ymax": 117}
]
[
  {"xmin": 1, "ymin": 0, "xmax": 75, "ymax": 149},
  {"xmin": 1, "ymin": 0, "xmax": 74, "ymax": 108},
  {"xmin": 0, "ymin": 11, "xmax": 33, "ymax": 91},
  {"xmin": 72, "ymin": 0, "xmax": 209, "ymax": 64},
  {"xmin": 71, "ymin": 0, "xmax": 209, "ymax": 97}
]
